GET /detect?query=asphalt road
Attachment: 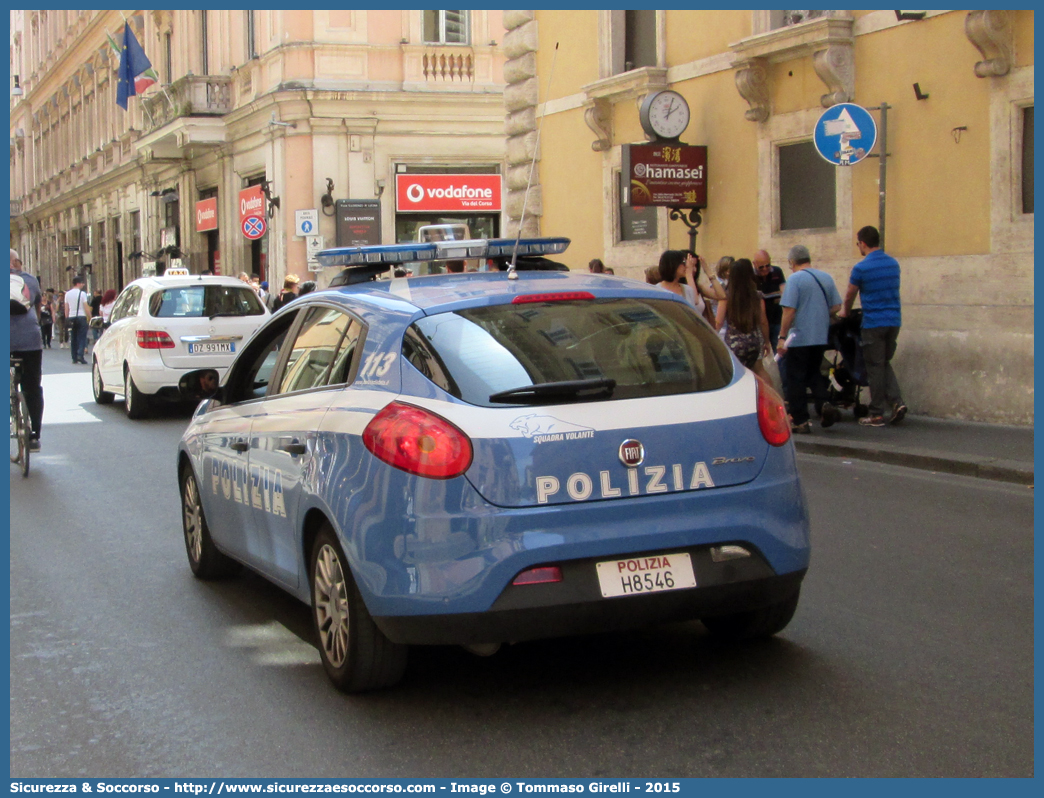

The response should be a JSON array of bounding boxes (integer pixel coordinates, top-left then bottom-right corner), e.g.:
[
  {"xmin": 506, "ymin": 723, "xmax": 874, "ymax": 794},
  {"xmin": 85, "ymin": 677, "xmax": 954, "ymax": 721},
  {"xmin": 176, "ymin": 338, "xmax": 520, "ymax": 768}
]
[{"xmin": 9, "ymin": 350, "xmax": 1033, "ymax": 777}]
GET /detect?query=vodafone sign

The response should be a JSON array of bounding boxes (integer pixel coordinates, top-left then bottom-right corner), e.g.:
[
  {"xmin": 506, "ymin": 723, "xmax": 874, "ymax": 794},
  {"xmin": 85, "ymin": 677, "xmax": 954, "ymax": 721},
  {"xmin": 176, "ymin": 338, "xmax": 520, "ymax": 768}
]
[
  {"xmin": 195, "ymin": 198, "xmax": 218, "ymax": 232},
  {"xmin": 239, "ymin": 185, "xmax": 266, "ymax": 224},
  {"xmin": 396, "ymin": 174, "xmax": 502, "ymax": 213}
]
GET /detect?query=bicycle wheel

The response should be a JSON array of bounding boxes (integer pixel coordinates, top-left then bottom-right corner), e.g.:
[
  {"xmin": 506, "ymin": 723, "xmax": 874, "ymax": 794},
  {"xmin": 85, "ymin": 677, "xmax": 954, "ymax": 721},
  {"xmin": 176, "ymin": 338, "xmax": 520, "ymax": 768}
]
[
  {"xmin": 18, "ymin": 392, "xmax": 30, "ymax": 476},
  {"xmin": 10, "ymin": 395, "xmax": 21, "ymax": 463},
  {"xmin": 10, "ymin": 391, "xmax": 29, "ymax": 476}
]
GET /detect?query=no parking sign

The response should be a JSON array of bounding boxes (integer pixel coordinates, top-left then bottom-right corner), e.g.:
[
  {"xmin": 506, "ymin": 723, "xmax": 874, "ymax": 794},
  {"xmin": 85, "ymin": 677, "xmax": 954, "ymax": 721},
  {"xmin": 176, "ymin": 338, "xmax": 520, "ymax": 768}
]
[{"xmin": 242, "ymin": 215, "xmax": 267, "ymax": 240}]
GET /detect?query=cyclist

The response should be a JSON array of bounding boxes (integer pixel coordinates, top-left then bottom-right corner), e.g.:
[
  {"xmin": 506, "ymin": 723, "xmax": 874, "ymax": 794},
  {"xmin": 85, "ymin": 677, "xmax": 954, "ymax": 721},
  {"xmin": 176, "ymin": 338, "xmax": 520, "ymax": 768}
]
[{"xmin": 10, "ymin": 248, "xmax": 43, "ymax": 452}]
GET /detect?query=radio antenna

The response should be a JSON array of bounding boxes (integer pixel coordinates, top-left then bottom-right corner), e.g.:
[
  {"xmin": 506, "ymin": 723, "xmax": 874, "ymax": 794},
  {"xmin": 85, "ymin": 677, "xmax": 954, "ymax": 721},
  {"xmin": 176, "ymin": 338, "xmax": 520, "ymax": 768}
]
[{"xmin": 508, "ymin": 41, "xmax": 559, "ymax": 281}]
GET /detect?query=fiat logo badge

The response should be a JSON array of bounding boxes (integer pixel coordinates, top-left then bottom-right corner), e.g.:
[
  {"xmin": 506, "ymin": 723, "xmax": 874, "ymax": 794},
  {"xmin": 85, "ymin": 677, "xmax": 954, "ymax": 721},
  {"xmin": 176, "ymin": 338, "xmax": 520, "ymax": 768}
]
[{"xmin": 619, "ymin": 439, "xmax": 645, "ymax": 467}]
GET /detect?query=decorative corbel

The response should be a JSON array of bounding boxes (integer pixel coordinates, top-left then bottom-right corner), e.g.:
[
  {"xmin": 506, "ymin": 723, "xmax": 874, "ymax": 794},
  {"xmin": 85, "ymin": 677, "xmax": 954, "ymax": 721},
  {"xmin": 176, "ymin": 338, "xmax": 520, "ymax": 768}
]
[
  {"xmin": 584, "ymin": 99, "xmax": 612, "ymax": 152},
  {"xmin": 965, "ymin": 10, "xmax": 1013, "ymax": 77},
  {"xmin": 150, "ymin": 9, "xmax": 173, "ymax": 31},
  {"xmin": 813, "ymin": 44, "xmax": 854, "ymax": 107},
  {"xmin": 734, "ymin": 58, "xmax": 769, "ymax": 123}
]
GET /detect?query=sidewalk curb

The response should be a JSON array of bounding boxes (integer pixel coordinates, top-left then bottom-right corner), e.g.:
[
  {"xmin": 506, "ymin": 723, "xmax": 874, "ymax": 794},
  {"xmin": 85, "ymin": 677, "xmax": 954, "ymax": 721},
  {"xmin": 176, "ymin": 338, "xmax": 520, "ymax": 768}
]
[{"xmin": 793, "ymin": 438, "xmax": 1034, "ymax": 486}]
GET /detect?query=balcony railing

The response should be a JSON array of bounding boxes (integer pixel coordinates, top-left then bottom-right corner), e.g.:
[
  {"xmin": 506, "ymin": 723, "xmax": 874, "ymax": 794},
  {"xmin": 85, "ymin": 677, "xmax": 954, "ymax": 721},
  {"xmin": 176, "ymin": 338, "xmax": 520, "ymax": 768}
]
[
  {"xmin": 140, "ymin": 75, "xmax": 232, "ymax": 135},
  {"xmin": 421, "ymin": 46, "xmax": 475, "ymax": 82}
]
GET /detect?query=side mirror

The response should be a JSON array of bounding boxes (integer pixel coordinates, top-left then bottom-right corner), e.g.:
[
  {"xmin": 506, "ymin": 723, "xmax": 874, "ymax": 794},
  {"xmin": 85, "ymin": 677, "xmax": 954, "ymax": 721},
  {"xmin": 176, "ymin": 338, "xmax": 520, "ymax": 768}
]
[{"xmin": 178, "ymin": 368, "xmax": 222, "ymax": 403}]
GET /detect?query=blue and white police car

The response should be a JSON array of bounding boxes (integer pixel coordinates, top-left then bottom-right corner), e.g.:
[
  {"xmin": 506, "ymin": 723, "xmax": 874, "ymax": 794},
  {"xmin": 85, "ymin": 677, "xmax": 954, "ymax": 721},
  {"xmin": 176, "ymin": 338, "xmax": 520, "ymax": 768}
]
[{"xmin": 176, "ymin": 237, "xmax": 810, "ymax": 692}]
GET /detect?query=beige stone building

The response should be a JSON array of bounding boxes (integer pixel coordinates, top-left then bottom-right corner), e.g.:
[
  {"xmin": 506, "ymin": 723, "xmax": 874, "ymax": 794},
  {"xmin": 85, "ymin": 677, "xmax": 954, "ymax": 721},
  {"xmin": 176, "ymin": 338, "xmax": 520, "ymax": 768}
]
[
  {"xmin": 513, "ymin": 9, "xmax": 1033, "ymax": 423},
  {"xmin": 9, "ymin": 10, "xmax": 1034, "ymax": 424},
  {"xmin": 10, "ymin": 10, "xmax": 508, "ymax": 292}
]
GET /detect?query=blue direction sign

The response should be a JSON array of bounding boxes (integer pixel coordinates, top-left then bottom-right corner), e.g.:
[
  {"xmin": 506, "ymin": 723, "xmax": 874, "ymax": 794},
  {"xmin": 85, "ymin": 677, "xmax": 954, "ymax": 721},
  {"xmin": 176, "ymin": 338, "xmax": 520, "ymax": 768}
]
[{"xmin": 814, "ymin": 103, "xmax": 878, "ymax": 166}]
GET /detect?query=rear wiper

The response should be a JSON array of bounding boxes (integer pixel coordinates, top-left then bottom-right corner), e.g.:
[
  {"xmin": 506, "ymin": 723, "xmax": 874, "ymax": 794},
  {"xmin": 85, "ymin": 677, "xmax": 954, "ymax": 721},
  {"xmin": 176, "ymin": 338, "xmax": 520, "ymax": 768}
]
[
  {"xmin": 489, "ymin": 378, "xmax": 616, "ymax": 404},
  {"xmin": 208, "ymin": 311, "xmax": 239, "ymax": 319}
]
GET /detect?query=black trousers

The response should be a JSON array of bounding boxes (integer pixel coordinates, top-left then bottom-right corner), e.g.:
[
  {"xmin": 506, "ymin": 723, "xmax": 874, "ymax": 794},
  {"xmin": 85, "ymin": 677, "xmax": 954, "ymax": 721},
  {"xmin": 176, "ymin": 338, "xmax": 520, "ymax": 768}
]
[
  {"xmin": 12, "ymin": 348, "xmax": 43, "ymax": 440},
  {"xmin": 784, "ymin": 344, "xmax": 828, "ymax": 426}
]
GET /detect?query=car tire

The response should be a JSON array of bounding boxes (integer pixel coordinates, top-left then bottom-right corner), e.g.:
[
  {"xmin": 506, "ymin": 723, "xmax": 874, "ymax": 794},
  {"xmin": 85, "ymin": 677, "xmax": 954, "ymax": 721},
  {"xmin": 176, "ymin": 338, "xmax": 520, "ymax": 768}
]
[
  {"xmin": 310, "ymin": 524, "xmax": 407, "ymax": 692},
  {"xmin": 180, "ymin": 466, "xmax": 241, "ymax": 579},
  {"xmin": 92, "ymin": 359, "xmax": 115, "ymax": 404},
  {"xmin": 124, "ymin": 367, "xmax": 150, "ymax": 419},
  {"xmin": 701, "ymin": 590, "xmax": 800, "ymax": 641}
]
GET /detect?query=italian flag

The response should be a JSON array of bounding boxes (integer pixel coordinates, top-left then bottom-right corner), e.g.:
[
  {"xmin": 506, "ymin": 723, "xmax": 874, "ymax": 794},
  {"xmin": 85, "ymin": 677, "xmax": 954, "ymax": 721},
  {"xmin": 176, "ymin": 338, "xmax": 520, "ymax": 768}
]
[{"xmin": 106, "ymin": 30, "xmax": 158, "ymax": 93}]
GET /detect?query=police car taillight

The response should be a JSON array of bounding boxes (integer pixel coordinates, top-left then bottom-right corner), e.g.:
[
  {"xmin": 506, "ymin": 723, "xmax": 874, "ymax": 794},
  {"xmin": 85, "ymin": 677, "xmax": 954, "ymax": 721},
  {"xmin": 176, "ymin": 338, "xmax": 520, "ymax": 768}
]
[
  {"xmin": 363, "ymin": 401, "xmax": 473, "ymax": 479},
  {"xmin": 512, "ymin": 565, "xmax": 563, "ymax": 586},
  {"xmin": 756, "ymin": 377, "xmax": 790, "ymax": 447},
  {"xmin": 136, "ymin": 330, "xmax": 175, "ymax": 349},
  {"xmin": 511, "ymin": 292, "xmax": 595, "ymax": 304}
]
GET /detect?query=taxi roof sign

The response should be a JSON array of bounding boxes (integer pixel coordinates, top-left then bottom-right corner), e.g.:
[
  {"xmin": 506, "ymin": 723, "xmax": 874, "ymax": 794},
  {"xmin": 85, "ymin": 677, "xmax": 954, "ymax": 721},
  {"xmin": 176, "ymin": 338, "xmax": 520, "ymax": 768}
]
[{"xmin": 164, "ymin": 267, "xmax": 191, "ymax": 276}]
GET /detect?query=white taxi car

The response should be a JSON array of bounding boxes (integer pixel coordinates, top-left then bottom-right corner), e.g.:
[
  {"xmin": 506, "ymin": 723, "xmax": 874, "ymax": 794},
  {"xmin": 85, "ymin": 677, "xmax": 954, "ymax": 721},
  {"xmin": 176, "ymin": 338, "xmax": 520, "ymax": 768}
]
[{"xmin": 92, "ymin": 274, "xmax": 268, "ymax": 418}]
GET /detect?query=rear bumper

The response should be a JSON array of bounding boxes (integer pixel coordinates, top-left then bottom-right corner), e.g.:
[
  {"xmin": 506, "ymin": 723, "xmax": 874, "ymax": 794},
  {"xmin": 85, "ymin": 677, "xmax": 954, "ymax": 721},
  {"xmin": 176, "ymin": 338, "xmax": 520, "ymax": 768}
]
[
  {"xmin": 330, "ymin": 436, "xmax": 811, "ymax": 622},
  {"xmin": 374, "ymin": 545, "xmax": 805, "ymax": 645},
  {"xmin": 130, "ymin": 362, "xmax": 228, "ymax": 399}
]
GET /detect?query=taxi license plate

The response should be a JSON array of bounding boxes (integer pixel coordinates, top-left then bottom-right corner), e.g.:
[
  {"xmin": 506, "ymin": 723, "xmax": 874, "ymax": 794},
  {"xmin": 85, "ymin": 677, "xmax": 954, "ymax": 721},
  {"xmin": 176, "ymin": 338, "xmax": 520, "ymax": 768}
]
[
  {"xmin": 188, "ymin": 342, "xmax": 234, "ymax": 355},
  {"xmin": 596, "ymin": 553, "xmax": 696, "ymax": 598}
]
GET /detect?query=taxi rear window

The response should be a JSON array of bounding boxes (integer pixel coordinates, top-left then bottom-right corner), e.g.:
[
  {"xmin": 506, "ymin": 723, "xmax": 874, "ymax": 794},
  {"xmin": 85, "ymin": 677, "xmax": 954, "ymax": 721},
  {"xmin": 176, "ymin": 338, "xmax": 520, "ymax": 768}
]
[
  {"xmin": 148, "ymin": 285, "xmax": 265, "ymax": 318},
  {"xmin": 402, "ymin": 297, "xmax": 733, "ymax": 407}
]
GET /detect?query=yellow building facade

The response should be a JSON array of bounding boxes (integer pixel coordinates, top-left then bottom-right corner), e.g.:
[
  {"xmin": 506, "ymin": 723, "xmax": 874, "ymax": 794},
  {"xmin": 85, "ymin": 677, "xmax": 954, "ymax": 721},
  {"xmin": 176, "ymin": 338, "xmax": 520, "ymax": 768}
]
[
  {"xmin": 517, "ymin": 10, "xmax": 1033, "ymax": 423},
  {"xmin": 10, "ymin": 10, "xmax": 508, "ymax": 293}
]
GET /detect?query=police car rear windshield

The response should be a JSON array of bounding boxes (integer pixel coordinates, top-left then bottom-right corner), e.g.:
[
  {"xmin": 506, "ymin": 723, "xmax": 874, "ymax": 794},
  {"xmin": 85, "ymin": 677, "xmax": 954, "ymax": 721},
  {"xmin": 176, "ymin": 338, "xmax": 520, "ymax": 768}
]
[
  {"xmin": 148, "ymin": 286, "xmax": 265, "ymax": 319},
  {"xmin": 403, "ymin": 297, "xmax": 733, "ymax": 406}
]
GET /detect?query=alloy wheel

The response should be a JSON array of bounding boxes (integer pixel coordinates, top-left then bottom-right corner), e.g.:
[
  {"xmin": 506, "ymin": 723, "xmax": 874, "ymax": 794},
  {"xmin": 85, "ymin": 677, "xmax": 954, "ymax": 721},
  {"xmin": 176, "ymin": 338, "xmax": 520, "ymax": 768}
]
[
  {"xmin": 182, "ymin": 474, "xmax": 203, "ymax": 564},
  {"xmin": 313, "ymin": 544, "xmax": 350, "ymax": 668}
]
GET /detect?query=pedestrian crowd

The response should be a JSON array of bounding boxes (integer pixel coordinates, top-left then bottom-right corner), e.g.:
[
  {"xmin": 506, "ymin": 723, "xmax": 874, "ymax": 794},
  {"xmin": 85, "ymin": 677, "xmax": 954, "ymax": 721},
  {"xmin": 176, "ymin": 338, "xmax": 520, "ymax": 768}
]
[
  {"xmin": 598, "ymin": 224, "xmax": 906, "ymax": 433},
  {"xmin": 35, "ymin": 277, "xmax": 126, "ymax": 365},
  {"xmin": 10, "ymin": 232, "xmax": 905, "ymax": 460}
]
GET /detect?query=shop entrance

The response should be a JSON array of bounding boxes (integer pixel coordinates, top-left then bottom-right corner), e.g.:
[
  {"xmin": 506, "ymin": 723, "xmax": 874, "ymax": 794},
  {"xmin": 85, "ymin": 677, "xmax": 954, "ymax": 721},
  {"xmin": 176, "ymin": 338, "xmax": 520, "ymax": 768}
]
[{"xmin": 395, "ymin": 214, "xmax": 499, "ymax": 243}]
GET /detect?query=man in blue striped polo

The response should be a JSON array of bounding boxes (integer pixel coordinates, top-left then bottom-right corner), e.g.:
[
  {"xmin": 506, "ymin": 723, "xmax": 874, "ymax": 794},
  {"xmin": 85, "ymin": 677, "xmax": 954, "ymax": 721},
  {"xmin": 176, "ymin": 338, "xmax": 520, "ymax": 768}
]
[{"xmin": 841, "ymin": 225, "xmax": 907, "ymax": 427}]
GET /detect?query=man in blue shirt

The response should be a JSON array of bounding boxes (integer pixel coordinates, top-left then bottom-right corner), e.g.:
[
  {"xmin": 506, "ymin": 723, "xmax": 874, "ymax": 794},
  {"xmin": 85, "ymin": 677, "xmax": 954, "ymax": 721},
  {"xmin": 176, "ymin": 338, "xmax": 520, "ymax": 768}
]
[
  {"xmin": 841, "ymin": 225, "xmax": 906, "ymax": 427},
  {"xmin": 776, "ymin": 244, "xmax": 842, "ymax": 433}
]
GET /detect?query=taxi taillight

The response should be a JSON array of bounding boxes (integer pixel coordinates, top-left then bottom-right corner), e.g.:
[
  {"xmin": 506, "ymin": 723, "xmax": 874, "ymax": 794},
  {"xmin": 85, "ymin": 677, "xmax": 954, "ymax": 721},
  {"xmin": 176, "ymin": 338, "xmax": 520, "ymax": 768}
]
[
  {"xmin": 363, "ymin": 401, "xmax": 473, "ymax": 480},
  {"xmin": 136, "ymin": 330, "xmax": 175, "ymax": 349},
  {"xmin": 756, "ymin": 376, "xmax": 791, "ymax": 447}
]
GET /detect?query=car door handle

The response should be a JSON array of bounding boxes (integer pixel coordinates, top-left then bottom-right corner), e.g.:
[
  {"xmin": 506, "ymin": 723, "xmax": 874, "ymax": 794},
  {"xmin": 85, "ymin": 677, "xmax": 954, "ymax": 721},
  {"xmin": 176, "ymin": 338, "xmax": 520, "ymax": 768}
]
[
  {"xmin": 277, "ymin": 438, "xmax": 307, "ymax": 456},
  {"xmin": 230, "ymin": 439, "xmax": 250, "ymax": 453}
]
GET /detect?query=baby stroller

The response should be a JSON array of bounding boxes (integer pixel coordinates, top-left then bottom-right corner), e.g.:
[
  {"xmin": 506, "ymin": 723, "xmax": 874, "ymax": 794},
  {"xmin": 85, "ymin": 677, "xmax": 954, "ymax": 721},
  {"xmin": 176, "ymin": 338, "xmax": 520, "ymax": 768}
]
[{"xmin": 823, "ymin": 309, "xmax": 869, "ymax": 420}]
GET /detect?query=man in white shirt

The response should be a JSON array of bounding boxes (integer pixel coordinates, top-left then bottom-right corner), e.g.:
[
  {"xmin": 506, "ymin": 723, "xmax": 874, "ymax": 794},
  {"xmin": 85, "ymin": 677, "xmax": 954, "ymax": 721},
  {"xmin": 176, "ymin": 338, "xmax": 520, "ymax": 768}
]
[{"xmin": 65, "ymin": 274, "xmax": 92, "ymax": 365}]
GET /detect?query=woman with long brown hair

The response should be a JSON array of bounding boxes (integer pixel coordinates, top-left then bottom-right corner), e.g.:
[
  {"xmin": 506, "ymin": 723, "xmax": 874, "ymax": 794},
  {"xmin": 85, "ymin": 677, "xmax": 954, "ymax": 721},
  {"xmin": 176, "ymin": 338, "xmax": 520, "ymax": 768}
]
[
  {"xmin": 655, "ymin": 249, "xmax": 725, "ymax": 324},
  {"xmin": 715, "ymin": 258, "xmax": 770, "ymax": 377}
]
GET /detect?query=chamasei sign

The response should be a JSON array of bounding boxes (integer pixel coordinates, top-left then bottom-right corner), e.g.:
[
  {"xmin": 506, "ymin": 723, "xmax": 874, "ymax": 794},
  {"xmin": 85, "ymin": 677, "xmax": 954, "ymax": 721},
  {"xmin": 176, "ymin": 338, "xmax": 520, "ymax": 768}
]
[{"xmin": 625, "ymin": 144, "xmax": 708, "ymax": 209}]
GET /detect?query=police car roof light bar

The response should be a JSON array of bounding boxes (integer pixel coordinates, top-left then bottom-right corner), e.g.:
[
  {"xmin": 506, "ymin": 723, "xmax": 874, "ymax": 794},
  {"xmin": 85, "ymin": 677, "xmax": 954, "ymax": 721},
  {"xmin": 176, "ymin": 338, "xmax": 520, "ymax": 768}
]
[
  {"xmin": 314, "ymin": 238, "xmax": 571, "ymax": 270},
  {"xmin": 314, "ymin": 242, "xmax": 437, "ymax": 269}
]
